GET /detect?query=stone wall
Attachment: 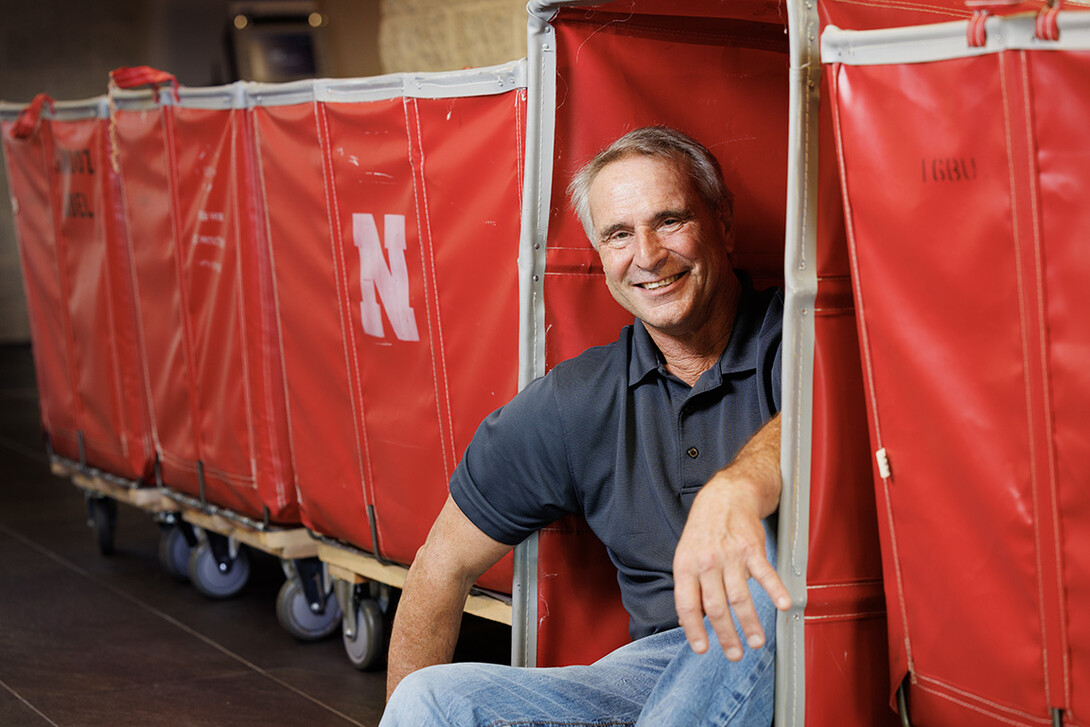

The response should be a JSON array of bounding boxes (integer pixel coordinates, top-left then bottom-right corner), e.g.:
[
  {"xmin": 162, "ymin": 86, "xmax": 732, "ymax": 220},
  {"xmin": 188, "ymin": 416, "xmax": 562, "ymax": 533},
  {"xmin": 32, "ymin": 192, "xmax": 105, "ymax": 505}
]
[{"xmin": 378, "ymin": 0, "xmax": 526, "ymax": 73}]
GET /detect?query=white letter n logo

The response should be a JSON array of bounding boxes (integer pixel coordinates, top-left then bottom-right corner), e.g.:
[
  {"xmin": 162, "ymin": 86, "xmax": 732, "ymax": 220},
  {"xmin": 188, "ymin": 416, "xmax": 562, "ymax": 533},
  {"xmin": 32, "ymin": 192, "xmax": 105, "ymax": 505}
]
[{"xmin": 353, "ymin": 213, "xmax": 420, "ymax": 342}]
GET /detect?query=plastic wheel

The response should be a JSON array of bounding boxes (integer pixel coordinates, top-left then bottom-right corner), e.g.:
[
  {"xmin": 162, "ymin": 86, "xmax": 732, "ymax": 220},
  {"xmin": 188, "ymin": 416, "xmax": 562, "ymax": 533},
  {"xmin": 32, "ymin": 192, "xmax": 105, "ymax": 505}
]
[
  {"xmin": 89, "ymin": 497, "xmax": 117, "ymax": 556},
  {"xmin": 343, "ymin": 598, "xmax": 384, "ymax": 670},
  {"xmin": 188, "ymin": 541, "xmax": 250, "ymax": 599},
  {"xmin": 158, "ymin": 526, "xmax": 192, "ymax": 582},
  {"xmin": 276, "ymin": 578, "xmax": 342, "ymax": 641}
]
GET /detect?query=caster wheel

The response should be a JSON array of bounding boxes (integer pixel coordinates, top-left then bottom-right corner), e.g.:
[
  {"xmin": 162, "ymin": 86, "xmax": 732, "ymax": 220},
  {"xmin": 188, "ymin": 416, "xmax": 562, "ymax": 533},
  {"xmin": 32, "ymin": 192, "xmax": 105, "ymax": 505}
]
[
  {"xmin": 276, "ymin": 578, "xmax": 342, "ymax": 641},
  {"xmin": 188, "ymin": 541, "xmax": 250, "ymax": 599},
  {"xmin": 343, "ymin": 598, "xmax": 384, "ymax": 671},
  {"xmin": 158, "ymin": 526, "xmax": 192, "ymax": 582},
  {"xmin": 89, "ymin": 497, "xmax": 117, "ymax": 556}
]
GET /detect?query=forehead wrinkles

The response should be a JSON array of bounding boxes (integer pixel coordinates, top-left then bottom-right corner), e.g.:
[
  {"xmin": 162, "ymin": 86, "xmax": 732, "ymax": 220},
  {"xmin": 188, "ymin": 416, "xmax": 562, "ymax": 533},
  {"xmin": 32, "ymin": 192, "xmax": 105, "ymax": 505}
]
[{"xmin": 588, "ymin": 157, "xmax": 695, "ymax": 233}]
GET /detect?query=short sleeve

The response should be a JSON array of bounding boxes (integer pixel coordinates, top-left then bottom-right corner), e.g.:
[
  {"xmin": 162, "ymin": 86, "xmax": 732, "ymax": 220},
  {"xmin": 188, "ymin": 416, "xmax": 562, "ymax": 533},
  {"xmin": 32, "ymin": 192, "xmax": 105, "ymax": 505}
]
[{"xmin": 449, "ymin": 374, "xmax": 579, "ymax": 546}]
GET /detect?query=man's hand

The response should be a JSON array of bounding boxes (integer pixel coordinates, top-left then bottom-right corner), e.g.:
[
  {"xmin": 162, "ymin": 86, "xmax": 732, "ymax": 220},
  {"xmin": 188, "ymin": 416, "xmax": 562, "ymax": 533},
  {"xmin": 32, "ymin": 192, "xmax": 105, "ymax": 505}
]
[{"xmin": 672, "ymin": 414, "xmax": 792, "ymax": 659}]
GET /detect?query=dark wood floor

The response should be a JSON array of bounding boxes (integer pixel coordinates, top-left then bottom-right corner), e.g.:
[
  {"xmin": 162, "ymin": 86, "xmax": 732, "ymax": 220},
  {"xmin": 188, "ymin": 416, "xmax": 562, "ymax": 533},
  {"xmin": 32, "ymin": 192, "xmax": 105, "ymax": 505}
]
[{"xmin": 0, "ymin": 343, "xmax": 508, "ymax": 726}]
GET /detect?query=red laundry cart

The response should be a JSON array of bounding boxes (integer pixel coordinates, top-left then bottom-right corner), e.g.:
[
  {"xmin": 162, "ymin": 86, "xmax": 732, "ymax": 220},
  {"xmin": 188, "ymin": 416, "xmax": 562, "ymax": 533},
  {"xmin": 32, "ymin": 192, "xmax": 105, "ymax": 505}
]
[
  {"xmin": 111, "ymin": 80, "xmax": 297, "ymax": 521},
  {"xmin": 110, "ymin": 78, "xmax": 304, "ymax": 601},
  {"xmin": 826, "ymin": 4, "xmax": 1090, "ymax": 725},
  {"xmin": 1, "ymin": 96, "xmax": 156, "ymax": 551},
  {"xmin": 249, "ymin": 64, "xmax": 526, "ymax": 664},
  {"xmin": 521, "ymin": 9, "xmax": 895, "ymax": 726}
]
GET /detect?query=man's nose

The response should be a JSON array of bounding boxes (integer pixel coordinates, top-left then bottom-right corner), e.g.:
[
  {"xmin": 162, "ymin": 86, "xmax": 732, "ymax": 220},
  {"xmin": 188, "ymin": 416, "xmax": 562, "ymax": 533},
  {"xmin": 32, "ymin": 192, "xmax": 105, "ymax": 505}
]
[{"xmin": 634, "ymin": 227, "xmax": 668, "ymax": 269}]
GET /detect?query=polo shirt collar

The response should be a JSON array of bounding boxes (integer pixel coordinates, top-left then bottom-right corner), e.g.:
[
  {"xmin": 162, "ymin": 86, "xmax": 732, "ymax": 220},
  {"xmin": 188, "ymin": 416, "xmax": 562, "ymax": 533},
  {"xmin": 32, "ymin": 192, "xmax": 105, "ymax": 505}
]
[{"xmin": 627, "ymin": 271, "xmax": 760, "ymax": 388}]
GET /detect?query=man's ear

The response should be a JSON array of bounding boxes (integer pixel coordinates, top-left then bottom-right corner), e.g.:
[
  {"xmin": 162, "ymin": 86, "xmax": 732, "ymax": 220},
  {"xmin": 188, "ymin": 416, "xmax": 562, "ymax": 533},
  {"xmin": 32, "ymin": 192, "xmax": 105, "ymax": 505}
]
[{"xmin": 720, "ymin": 214, "xmax": 735, "ymax": 256}]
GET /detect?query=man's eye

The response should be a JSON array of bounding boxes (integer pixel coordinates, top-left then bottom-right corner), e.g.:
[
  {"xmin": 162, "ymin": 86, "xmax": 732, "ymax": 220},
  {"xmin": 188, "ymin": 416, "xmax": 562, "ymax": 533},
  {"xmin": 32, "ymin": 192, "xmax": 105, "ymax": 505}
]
[
  {"xmin": 606, "ymin": 230, "xmax": 632, "ymax": 245},
  {"xmin": 660, "ymin": 217, "xmax": 683, "ymax": 231}
]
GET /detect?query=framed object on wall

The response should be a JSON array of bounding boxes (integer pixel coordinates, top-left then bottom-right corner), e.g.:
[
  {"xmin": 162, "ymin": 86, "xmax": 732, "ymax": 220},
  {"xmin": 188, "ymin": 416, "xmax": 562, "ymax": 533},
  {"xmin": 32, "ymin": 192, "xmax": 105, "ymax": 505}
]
[{"xmin": 230, "ymin": 1, "xmax": 331, "ymax": 82}]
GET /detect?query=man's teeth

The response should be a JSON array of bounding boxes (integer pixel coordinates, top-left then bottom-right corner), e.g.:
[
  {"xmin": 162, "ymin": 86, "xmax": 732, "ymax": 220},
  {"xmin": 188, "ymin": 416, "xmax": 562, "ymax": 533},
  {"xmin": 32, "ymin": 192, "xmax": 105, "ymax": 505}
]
[{"xmin": 641, "ymin": 273, "xmax": 683, "ymax": 290}]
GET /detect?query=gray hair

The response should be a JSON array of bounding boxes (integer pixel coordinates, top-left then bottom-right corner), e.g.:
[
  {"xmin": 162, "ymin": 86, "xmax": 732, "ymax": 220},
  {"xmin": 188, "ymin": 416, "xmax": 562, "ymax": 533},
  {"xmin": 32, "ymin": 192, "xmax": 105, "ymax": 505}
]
[{"xmin": 567, "ymin": 126, "xmax": 733, "ymax": 247}]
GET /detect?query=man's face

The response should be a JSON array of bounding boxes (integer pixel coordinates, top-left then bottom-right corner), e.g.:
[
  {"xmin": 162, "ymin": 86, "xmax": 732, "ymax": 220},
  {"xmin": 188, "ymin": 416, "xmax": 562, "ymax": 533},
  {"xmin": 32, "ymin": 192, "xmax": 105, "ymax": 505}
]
[{"xmin": 588, "ymin": 154, "xmax": 733, "ymax": 341}]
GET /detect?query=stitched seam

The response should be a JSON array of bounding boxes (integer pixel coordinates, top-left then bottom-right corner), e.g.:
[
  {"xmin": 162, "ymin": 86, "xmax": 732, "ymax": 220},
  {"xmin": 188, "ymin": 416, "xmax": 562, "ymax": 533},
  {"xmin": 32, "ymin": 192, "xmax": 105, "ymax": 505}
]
[
  {"xmin": 77, "ymin": 432, "xmax": 125, "ymax": 454},
  {"xmin": 408, "ymin": 96, "xmax": 456, "ymax": 480},
  {"xmin": 514, "ymin": 90, "xmax": 525, "ymax": 228},
  {"xmin": 159, "ymin": 450, "xmax": 197, "ymax": 471},
  {"xmin": 93, "ymin": 117, "xmax": 132, "ymax": 464},
  {"xmin": 831, "ymin": 63, "xmax": 915, "ymax": 676},
  {"xmin": 1001, "ymin": 51, "xmax": 1052, "ymax": 707},
  {"xmin": 244, "ymin": 110, "xmax": 287, "ymax": 505},
  {"xmin": 804, "ymin": 611, "xmax": 886, "ymax": 621},
  {"xmin": 164, "ymin": 106, "xmax": 205, "ymax": 468},
  {"xmin": 915, "ymin": 674, "xmax": 1051, "ymax": 725},
  {"xmin": 114, "ymin": 113, "xmax": 164, "ymax": 458},
  {"xmin": 807, "ymin": 578, "xmax": 884, "ymax": 589},
  {"xmin": 251, "ymin": 108, "xmax": 301, "ymax": 507},
  {"xmin": 1020, "ymin": 50, "xmax": 1069, "ymax": 706},
  {"xmin": 200, "ymin": 460, "xmax": 255, "ymax": 484},
  {"xmin": 825, "ymin": 0, "xmax": 969, "ymax": 19},
  {"xmin": 316, "ymin": 101, "xmax": 373, "ymax": 523},
  {"xmin": 225, "ymin": 110, "xmax": 262, "ymax": 506}
]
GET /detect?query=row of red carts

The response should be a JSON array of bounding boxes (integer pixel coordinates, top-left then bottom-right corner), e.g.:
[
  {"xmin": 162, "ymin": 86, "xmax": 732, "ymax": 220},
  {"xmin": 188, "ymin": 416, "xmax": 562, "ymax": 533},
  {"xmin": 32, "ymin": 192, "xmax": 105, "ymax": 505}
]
[{"xmin": 4, "ymin": 1, "xmax": 1090, "ymax": 725}]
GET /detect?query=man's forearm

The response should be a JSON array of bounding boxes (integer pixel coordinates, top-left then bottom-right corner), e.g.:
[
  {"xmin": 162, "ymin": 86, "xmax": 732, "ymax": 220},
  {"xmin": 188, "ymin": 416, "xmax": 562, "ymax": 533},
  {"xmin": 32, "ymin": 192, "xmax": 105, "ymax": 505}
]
[
  {"xmin": 712, "ymin": 412, "xmax": 781, "ymax": 515},
  {"xmin": 385, "ymin": 496, "xmax": 513, "ymax": 701},
  {"xmin": 385, "ymin": 552, "xmax": 472, "ymax": 700}
]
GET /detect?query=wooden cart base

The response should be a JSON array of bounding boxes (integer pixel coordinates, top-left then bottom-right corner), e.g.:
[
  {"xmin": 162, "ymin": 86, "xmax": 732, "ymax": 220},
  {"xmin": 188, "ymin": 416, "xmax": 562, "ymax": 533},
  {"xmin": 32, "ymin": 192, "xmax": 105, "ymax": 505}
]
[{"xmin": 318, "ymin": 541, "xmax": 512, "ymax": 625}]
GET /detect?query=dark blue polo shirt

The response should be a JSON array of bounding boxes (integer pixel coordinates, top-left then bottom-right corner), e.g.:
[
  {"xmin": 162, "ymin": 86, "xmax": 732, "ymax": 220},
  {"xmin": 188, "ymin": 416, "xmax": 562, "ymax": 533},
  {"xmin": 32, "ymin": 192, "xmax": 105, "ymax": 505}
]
[{"xmin": 450, "ymin": 276, "xmax": 783, "ymax": 640}]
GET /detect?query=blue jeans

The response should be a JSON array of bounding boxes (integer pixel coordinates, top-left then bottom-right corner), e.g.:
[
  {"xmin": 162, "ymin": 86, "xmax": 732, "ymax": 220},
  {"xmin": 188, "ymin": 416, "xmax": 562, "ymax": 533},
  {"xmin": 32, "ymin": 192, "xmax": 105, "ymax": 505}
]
[{"xmin": 381, "ymin": 524, "xmax": 777, "ymax": 727}]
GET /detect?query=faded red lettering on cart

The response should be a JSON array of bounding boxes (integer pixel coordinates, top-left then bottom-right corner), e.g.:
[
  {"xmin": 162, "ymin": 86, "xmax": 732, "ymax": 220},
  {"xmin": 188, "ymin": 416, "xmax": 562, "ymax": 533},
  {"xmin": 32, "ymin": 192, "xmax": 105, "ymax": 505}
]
[
  {"xmin": 65, "ymin": 192, "xmax": 94, "ymax": 219},
  {"xmin": 921, "ymin": 157, "xmax": 977, "ymax": 183},
  {"xmin": 353, "ymin": 213, "xmax": 420, "ymax": 342},
  {"xmin": 54, "ymin": 148, "xmax": 95, "ymax": 175}
]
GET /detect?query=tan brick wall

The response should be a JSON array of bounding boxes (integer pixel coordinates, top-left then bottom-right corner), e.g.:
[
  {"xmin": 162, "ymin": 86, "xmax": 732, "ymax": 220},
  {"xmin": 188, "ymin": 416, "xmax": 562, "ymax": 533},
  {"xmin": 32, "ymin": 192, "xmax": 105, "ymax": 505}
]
[{"xmin": 379, "ymin": 0, "xmax": 527, "ymax": 73}]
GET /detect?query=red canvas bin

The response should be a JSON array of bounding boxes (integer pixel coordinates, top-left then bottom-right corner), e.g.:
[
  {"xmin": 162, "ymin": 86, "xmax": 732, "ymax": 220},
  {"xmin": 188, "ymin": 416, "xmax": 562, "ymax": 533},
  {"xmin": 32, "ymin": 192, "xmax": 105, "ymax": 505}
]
[
  {"xmin": 249, "ymin": 65, "xmax": 527, "ymax": 592},
  {"xmin": 1, "ymin": 96, "xmax": 154, "ymax": 484},
  {"xmin": 111, "ymin": 82, "xmax": 297, "ymax": 523},
  {"xmin": 522, "ymin": 0, "xmax": 798, "ymax": 668},
  {"xmin": 520, "ymin": 8, "xmax": 897, "ymax": 716},
  {"xmin": 826, "ymin": 7, "xmax": 1090, "ymax": 725}
]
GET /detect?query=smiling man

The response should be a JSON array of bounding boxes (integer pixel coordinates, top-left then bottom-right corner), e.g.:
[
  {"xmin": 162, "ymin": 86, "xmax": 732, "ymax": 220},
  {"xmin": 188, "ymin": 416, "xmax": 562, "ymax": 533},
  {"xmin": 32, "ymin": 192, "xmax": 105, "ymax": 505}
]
[{"xmin": 381, "ymin": 126, "xmax": 790, "ymax": 727}]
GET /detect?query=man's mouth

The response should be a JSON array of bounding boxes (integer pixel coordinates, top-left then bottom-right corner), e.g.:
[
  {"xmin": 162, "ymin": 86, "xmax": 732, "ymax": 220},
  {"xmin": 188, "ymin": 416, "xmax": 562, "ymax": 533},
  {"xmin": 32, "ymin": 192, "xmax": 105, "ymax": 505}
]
[{"xmin": 637, "ymin": 272, "xmax": 685, "ymax": 290}]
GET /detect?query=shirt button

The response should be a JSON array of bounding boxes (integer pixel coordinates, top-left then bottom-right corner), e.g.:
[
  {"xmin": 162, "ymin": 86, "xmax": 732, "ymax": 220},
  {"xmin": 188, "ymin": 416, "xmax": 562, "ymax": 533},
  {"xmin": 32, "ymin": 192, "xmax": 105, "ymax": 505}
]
[{"xmin": 687, "ymin": 447, "xmax": 699, "ymax": 459}]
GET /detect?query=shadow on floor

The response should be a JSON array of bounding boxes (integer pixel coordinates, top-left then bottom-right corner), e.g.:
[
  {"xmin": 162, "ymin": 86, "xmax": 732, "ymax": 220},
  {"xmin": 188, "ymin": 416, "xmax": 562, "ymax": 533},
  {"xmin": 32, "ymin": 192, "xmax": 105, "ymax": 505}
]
[{"xmin": 0, "ymin": 343, "xmax": 509, "ymax": 726}]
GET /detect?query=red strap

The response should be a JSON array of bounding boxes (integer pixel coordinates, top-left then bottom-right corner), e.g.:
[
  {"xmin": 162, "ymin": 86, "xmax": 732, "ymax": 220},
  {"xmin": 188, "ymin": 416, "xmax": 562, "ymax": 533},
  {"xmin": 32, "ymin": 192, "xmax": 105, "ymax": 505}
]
[
  {"xmin": 10, "ymin": 93, "xmax": 54, "ymax": 139},
  {"xmin": 1036, "ymin": 0, "xmax": 1063, "ymax": 40},
  {"xmin": 967, "ymin": 9, "xmax": 990, "ymax": 47},
  {"xmin": 109, "ymin": 65, "xmax": 180, "ymax": 101}
]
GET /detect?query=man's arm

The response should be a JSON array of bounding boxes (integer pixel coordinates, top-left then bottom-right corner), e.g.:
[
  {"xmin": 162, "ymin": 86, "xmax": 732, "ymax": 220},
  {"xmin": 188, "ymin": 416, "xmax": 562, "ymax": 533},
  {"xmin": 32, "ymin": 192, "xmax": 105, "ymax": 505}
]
[
  {"xmin": 672, "ymin": 412, "xmax": 792, "ymax": 659},
  {"xmin": 386, "ymin": 495, "xmax": 513, "ymax": 700}
]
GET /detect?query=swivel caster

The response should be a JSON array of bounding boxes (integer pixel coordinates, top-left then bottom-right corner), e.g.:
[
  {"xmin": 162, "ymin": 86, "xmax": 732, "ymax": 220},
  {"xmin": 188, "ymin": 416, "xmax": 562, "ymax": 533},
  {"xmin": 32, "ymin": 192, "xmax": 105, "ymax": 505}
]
[
  {"xmin": 188, "ymin": 533, "xmax": 250, "ymax": 599},
  {"xmin": 276, "ymin": 558, "xmax": 341, "ymax": 641},
  {"xmin": 87, "ymin": 496, "xmax": 117, "ymax": 556},
  {"xmin": 334, "ymin": 579, "xmax": 387, "ymax": 670},
  {"xmin": 157, "ymin": 520, "xmax": 196, "ymax": 582}
]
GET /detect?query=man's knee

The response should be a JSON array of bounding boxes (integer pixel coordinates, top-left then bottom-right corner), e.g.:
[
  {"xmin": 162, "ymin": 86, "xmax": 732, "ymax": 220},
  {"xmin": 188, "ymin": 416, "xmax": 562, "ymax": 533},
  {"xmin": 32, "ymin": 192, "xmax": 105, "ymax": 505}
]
[{"xmin": 381, "ymin": 666, "xmax": 454, "ymax": 726}]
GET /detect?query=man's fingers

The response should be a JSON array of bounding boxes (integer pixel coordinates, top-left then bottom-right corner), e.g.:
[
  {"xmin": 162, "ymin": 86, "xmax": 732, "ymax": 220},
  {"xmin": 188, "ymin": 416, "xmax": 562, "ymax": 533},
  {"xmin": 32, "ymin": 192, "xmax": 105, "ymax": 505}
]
[
  {"xmin": 720, "ymin": 569, "xmax": 761, "ymax": 656},
  {"xmin": 701, "ymin": 571, "xmax": 744, "ymax": 661},
  {"xmin": 747, "ymin": 550, "xmax": 793, "ymax": 612},
  {"xmin": 690, "ymin": 552, "xmax": 790, "ymax": 661},
  {"xmin": 674, "ymin": 574, "xmax": 710, "ymax": 654}
]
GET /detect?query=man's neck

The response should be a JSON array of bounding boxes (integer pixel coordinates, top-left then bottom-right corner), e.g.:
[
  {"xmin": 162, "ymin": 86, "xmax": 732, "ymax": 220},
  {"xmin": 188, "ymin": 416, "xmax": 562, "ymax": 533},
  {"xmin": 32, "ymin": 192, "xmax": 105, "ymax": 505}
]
[{"xmin": 648, "ymin": 284, "xmax": 741, "ymax": 387}]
